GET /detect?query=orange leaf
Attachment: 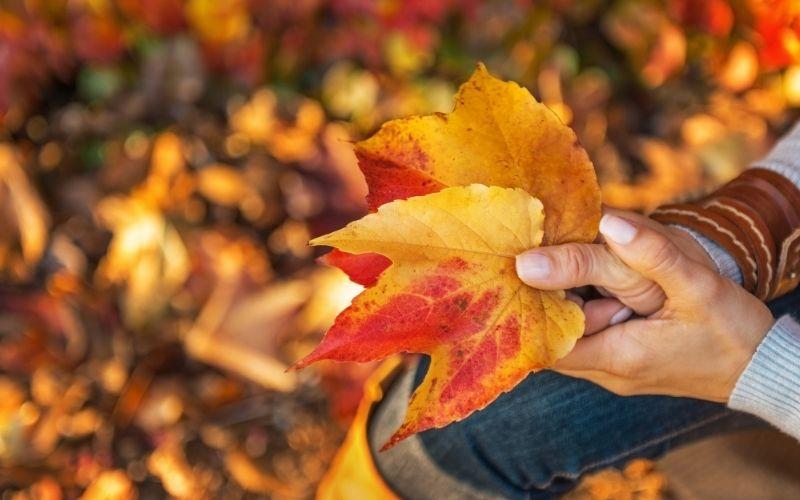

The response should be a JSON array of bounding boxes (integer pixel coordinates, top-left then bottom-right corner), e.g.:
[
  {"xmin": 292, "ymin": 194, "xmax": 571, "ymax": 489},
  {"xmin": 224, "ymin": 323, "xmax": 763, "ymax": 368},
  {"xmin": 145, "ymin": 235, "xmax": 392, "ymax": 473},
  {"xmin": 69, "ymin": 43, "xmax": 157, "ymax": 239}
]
[
  {"xmin": 356, "ymin": 63, "xmax": 600, "ymax": 244},
  {"xmin": 300, "ymin": 185, "xmax": 585, "ymax": 447},
  {"xmin": 327, "ymin": 63, "xmax": 600, "ymax": 285}
]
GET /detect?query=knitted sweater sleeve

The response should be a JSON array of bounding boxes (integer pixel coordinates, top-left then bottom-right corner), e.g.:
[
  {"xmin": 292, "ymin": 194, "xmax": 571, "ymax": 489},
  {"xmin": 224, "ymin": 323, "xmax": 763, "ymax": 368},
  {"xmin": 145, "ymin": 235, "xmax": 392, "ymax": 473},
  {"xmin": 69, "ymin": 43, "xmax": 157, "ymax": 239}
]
[{"xmin": 675, "ymin": 123, "xmax": 800, "ymax": 439}]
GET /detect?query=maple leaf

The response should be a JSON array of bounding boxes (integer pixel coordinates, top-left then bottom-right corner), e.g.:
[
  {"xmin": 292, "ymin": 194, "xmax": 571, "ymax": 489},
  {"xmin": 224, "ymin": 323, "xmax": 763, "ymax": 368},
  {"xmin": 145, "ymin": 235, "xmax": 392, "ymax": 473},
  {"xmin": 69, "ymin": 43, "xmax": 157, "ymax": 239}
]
[
  {"xmin": 329, "ymin": 63, "xmax": 600, "ymax": 286},
  {"xmin": 298, "ymin": 185, "xmax": 584, "ymax": 447},
  {"xmin": 357, "ymin": 63, "xmax": 599, "ymax": 242}
]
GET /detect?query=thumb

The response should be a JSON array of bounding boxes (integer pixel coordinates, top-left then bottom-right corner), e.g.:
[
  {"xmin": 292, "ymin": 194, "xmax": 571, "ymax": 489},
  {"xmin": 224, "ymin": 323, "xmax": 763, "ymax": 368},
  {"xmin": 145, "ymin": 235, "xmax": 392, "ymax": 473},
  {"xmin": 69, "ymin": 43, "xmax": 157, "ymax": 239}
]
[
  {"xmin": 598, "ymin": 214, "xmax": 708, "ymax": 299},
  {"xmin": 516, "ymin": 242, "xmax": 666, "ymax": 316},
  {"xmin": 516, "ymin": 243, "xmax": 640, "ymax": 291}
]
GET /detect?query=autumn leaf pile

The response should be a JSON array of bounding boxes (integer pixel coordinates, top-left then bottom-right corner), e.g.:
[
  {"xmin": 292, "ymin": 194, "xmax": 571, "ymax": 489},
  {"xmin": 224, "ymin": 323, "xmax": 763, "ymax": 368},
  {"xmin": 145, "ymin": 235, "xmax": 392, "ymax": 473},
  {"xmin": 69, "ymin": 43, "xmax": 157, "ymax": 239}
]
[{"xmin": 300, "ymin": 65, "xmax": 601, "ymax": 446}]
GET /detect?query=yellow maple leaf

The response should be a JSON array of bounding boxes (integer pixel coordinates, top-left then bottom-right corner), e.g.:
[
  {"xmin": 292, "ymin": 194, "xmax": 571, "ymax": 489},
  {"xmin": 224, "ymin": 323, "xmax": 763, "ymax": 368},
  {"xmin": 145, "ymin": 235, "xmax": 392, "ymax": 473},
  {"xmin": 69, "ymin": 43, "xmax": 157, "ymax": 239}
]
[
  {"xmin": 299, "ymin": 185, "xmax": 584, "ymax": 447},
  {"xmin": 356, "ymin": 63, "xmax": 601, "ymax": 245}
]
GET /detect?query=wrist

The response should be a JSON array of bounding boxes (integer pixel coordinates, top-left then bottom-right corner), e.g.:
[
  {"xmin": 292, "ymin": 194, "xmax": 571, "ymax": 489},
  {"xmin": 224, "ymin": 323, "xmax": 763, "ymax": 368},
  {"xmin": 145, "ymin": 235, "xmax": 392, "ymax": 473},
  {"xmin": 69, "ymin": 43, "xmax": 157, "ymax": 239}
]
[
  {"xmin": 728, "ymin": 314, "xmax": 800, "ymax": 438},
  {"xmin": 723, "ymin": 303, "xmax": 775, "ymax": 401}
]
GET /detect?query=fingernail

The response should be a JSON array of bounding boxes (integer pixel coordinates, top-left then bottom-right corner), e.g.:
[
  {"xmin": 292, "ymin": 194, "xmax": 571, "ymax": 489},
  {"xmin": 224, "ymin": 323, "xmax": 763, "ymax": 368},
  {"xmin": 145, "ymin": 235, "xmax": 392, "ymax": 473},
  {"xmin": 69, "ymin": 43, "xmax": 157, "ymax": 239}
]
[
  {"xmin": 516, "ymin": 252, "xmax": 551, "ymax": 281},
  {"xmin": 609, "ymin": 306, "xmax": 633, "ymax": 326},
  {"xmin": 600, "ymin": 215, "xmax": 637, "ymax": 245}
]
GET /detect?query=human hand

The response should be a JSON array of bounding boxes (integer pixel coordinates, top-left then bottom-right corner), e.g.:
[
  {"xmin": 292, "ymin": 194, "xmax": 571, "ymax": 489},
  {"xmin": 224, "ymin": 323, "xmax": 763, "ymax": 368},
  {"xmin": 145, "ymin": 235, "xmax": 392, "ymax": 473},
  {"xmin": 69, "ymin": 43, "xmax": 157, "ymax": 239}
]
[
  {"xmin": 516, "ymin": 211, "xmax": 774, "ymax": 402},
  {"xmin": 517, "ymin": 208, "xmax": 717, "ymax": 332}
]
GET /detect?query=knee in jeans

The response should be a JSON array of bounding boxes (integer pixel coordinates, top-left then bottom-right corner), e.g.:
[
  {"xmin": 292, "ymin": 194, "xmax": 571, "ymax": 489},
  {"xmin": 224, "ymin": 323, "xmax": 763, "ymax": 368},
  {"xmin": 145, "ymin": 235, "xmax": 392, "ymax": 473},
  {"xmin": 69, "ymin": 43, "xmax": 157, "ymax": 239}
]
[{"xmin": 370, "ymin": 361, "xmax": 601, "ymax": 496}]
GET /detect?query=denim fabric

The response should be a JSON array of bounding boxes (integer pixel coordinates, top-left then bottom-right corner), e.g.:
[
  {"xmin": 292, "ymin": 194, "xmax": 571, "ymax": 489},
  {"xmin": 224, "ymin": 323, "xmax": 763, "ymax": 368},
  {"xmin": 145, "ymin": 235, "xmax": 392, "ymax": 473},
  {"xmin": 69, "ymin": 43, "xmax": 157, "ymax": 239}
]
[{"xmin": 369, "ymin": 288, "xmax": 800, "ymax": 499}]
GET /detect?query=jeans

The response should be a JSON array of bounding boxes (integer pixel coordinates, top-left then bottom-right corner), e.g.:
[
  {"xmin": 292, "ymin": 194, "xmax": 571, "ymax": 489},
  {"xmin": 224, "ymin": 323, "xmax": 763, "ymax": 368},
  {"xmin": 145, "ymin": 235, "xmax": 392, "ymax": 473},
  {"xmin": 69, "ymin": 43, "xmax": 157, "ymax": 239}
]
[{"xmin": 368, "ymin": 288, "xmax": 800, "ymax": 499}]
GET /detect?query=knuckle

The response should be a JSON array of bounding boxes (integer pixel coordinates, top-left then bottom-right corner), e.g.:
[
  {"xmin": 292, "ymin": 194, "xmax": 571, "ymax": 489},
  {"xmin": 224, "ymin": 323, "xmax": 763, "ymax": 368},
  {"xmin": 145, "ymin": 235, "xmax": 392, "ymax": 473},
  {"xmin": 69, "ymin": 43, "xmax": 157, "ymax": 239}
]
[
  {"xmin": 641, "ymin": 237, "xmax": 682, "ymax": 277},
  {"xmin": 617, "ymin": 269, "xmax": 659, "ymax": 295},
  {"xmin": 560, "ymin": 245, "xmax": 593, "ymax": 283},
  {"xmin": 625, "ymin": 280, "xmax": 665, "ymax": 315},
  {"xmin": 636, "ymin": 279, "xmax": 665, "ymax": 301}
]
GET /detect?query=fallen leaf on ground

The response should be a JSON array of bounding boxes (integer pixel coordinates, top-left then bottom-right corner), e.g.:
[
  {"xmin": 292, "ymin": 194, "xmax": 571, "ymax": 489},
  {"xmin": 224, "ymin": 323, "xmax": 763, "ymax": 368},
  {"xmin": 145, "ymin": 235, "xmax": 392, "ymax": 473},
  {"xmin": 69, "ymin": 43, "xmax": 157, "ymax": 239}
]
[
  {"xmin": 80, "ymin": 470, "xmax": 136, "ymax": 500},
  {"xmin": 564, "ymin": 459, "xmax": 666, "ymax": 500},
  {"xmin": 0, "ymin": 144, "xmax": 50, "ymax": 281}
]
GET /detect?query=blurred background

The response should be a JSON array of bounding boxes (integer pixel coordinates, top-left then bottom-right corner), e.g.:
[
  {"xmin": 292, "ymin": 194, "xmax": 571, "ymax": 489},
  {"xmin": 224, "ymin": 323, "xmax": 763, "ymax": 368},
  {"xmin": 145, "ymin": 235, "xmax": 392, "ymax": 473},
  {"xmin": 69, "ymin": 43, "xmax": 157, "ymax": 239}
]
[{"xmin": 1, "ymin": 0, "xmax": 800, "ymax": 498}]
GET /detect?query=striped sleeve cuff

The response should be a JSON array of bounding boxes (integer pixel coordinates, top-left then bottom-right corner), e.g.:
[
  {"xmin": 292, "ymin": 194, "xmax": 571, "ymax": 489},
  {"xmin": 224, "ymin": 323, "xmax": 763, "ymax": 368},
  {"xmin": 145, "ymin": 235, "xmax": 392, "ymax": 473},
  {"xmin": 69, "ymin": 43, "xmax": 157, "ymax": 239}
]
[
  {"xmin": 668, "ymin": 121, "xmax": 800, "ymax": 287},
  {"xmin": 728, "ymin": 314, "xmax": 800, "ymax": 440},
  {"xmin": 753, "ymin": 121, "xmax": 800, "ymax": 188}
]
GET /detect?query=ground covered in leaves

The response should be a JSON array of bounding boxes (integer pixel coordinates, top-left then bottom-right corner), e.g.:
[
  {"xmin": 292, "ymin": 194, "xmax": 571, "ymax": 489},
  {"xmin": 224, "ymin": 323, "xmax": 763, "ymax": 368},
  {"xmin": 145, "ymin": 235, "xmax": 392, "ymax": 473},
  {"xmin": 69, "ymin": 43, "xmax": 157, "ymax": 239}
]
[{"xmin": 1, "ymin": 0, "xmax": 800, "ymax": 498}]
